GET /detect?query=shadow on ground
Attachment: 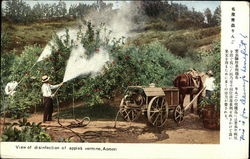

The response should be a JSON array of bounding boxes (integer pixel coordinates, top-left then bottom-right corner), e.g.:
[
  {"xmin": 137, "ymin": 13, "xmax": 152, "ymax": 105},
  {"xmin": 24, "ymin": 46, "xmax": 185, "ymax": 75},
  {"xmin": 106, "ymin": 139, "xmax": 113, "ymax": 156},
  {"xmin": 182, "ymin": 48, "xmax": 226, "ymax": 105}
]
[{"xmin": 54, "ymin": 103, "xmax": 119, "ymax": 120}]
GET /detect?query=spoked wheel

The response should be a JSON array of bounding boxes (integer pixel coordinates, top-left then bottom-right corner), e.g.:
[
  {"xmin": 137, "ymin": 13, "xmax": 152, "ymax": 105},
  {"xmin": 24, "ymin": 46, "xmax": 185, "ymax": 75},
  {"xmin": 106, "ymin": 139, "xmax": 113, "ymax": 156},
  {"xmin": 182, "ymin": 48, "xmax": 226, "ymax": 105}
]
[
  {"xmin": 147, "ymin": 96, "xmax": 168, "ymax": 127},
  {"xmin": 174, "ymin": 105, "xmax": 184, "ymax": 125},
  {"xmin": 119, "ymin": 96, "xmax": 142, "ymax": 122}
]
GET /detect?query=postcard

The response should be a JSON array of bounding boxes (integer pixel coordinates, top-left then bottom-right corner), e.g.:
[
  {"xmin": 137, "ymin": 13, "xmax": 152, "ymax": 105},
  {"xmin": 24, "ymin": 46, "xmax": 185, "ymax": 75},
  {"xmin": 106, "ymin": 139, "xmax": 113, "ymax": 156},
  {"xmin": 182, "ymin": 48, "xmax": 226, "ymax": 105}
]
[{"xmin": 0, "ymin": 1, "xmax": 249, "ymax": 159}]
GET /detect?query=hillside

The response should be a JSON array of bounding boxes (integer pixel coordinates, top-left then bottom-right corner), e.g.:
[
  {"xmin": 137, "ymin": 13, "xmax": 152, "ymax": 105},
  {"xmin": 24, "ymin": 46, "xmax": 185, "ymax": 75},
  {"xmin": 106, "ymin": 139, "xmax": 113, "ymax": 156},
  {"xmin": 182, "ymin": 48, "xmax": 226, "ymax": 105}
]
[
  {"xmin": 2, "ymin": 19, "xmax": 220, "ymax": 57},
  {"xmin": 129, "ymin": 26, "xmax": 220, "ymax": 57},
  {"xmin": 1, "ymin": 19, "xmax": 78, "ymax": 54}
]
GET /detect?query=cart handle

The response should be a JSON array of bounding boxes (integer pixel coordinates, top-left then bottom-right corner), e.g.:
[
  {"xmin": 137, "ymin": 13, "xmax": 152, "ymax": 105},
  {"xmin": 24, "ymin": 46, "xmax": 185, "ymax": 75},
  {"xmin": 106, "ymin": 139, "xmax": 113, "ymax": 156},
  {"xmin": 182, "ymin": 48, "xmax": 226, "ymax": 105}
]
[{"xmin": 184, "ymin": 87, "xmax": 206, "ymax": 111}]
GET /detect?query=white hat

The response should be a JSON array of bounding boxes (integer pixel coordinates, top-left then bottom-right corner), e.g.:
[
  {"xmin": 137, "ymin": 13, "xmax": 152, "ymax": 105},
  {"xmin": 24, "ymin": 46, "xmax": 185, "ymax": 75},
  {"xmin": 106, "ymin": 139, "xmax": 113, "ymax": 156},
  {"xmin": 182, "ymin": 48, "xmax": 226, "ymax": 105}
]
[
  {"xmin": 207, "ymin": 70, "xmax": 213, "ymax": 76},
  {"xmin": 42, "ymin": 75, "xmax": 50, "ymax": 82}
]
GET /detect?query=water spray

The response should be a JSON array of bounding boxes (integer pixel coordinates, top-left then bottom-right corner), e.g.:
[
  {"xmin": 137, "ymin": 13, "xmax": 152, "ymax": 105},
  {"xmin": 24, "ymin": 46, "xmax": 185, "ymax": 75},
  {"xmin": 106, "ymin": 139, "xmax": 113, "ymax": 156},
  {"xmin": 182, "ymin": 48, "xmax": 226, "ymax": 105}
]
[{"xmin": 4, "ymin": 40, "xmax": 59, "ymax": 96}]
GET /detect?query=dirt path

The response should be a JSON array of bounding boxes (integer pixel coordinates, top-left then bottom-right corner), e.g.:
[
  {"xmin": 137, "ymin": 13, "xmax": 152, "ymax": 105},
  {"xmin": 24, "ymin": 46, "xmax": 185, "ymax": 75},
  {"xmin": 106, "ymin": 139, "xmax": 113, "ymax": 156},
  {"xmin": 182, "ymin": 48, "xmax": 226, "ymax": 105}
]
[{"xmin": 2, "ymin": 112, "xmax": 219, "ymax": 144}]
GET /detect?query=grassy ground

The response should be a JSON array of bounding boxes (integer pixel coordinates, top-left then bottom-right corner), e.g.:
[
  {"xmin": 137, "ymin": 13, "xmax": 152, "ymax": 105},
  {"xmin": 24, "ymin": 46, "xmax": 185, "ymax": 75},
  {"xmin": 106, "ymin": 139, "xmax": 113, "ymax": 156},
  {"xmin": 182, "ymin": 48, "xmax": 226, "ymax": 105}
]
[{"xmin": 1, "ymin": 19, "xmax": 79, "ymax": 54}]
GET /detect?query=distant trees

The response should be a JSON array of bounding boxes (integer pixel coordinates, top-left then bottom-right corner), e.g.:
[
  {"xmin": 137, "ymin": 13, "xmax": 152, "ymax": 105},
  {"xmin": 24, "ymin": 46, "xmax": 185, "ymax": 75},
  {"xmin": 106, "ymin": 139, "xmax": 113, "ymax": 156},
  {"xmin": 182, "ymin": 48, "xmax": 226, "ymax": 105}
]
[
  {"xmin": 32, "ymin": 3, "xmax": 43, "ymax": 20},
  {"xmin": 2, "ymin": 0, "xmax": 221, "ymax": 28},
  {"xmin": 141, "ymin": 0, "xmax": 164, "ymax": 17},
  {"xmin": 2, "ymin": 0, "xmax": 94, "ymax": 23},
  {"xmin": 52, "ymin": 2, "xmax": 67, "ymax": 18},
  {"xmin": 68, "ymin": 3, "xmax": 93, "ymax": 18},
  {"xmin": 204, "ymin": 6, "xmax": 221, "ymax": 27},
  {"xmin": 211, "ymin": 6, "xmax": 221, "ymax": 26},
  {"xmin": 140, "ymin": 1, "xmax": 220, "ymax": 28},
  {"xmin": 4, "ymin": 0, "xmax": 32, "ymax": 23},
  {"xmin": 204, "ymin": 8, "xmax": 212, "ymax": 25}
]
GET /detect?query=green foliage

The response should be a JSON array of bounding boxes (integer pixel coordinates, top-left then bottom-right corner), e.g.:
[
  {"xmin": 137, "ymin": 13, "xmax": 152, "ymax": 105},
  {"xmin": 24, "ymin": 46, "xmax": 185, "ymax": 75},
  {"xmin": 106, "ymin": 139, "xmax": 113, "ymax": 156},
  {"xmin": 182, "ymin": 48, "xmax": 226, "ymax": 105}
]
[
  {"xmin": 198, "ymin": 41, "xmax": 221, "ymax": 111},
  {"xmin": 68, "ymin": 3, "xmax": 94, "ymax": 18},
  {"xmin": 1, "ymin": 32, "xmax": 9, "ymax": 52},
  {"xmin": 204, "ymin": 8, "xmax": 213, "ymax": 26},
  {"xmin": 2, "ymin": 0, "xmax": 109, "ymax": 23},
  {"xmin": 2, "ymin": 46, "xmax": 43, "ymax": 118},
  {"xmin": 211, "ymin": 6, "xmax": 221, "ymax": 26},
  {"xmin": 79, "ymin": 22, "xmax": 101, "ymax": 57},
  {"xmin": 1, "ymin": 22, "xmax": 218, "ymax": 118},
  {"xmin": 1, "ymin": 52, "xmax": 16, "ymax": 115},
  {"xmin": 141, "ymin": 1, "xmax": 164, "ymax": 17},
  {"xmin": 2, "ymin": 0, "xmax": 220, "ymax": 30},
  {"xmin": 206, "ymin": 41, "xmax": 221, "ymax": 111},
  {"xmin": 198, "ymin": 89, "xmax": 220, "ymax": 112},
  {"xmin": 1, "ymin": 23, "xmax": 108, "ymax": 117},
  {"xmin": 141, "ymin": 1, "xmax": 219, "ymax": 28},
  {"xmin": 0, "ymin": 52, "xmax": 16, "ymax": 82},
  {"xmin": 3, "ymin": 0, "xmax": 69, "ymax": 23},
  {"xmin": 45, "ymin": 28, "xmax": 74, "ymax": 82},
  {"xmin": 1, "ymin": 26, "xmax": 81, "ymax": 118},
  {"xmin": 207, "ymin": 41, "xmax": 221, "ymax": 85},
  {"xmin": 4, "ymin": 0, "xmax": 32, "ymax": 23},
  {"xmin": 77, "ymin": 42, "xmax": 193, "ymax": 106},
  {"xmin": 1, "ymin": 118, "xmax": 51, "ymax": 142}
]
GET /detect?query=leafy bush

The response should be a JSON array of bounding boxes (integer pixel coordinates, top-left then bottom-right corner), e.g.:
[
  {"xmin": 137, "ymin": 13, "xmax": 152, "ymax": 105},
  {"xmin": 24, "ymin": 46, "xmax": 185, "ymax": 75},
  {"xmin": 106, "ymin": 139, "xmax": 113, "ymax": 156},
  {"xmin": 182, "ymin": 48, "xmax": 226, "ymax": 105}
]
[
  {"xmin": 0, "ymin": 52, "xmax": 16, "ymax": 87},
  {"xmin": 1, "ymin": 118, "xmax": 51, "ymax": 142},
  {"xmin": 198, "ymin": 89, "xmax": 220, "ymax": 112},
  {"xmin": 206, "ymin": 41, "xmax": 221, "ymax": 111},
  {"xmin": 1, "ymin": 22, "xmax": 212, "ymax": 118},
  {"xmin": 207, "ymin": 41, "xmax": 220, "ymax": 85},
  {"xmin": 1, "ymin": 32, "xmax": 9, "ymax": 52},
  {"xmin": 198, "ymin": 41, "xmax": 221, "ymax": 111},
  {"xmin": 79, "ymin": 21, "xmax": 102, "ymax": 56},
  {"xmin": 2, "ymin": 46, "xmax": 43, "ymax": 118},
  {"xmin": 1, "ymin": 23, "xmax": 113, "ymax": 117},
  {"xmin": 1, "ymin": 52, "xmax": 16, "ymax": 117},
  {"xmin": 77, "ymin": 42, "xmax": 194, "ymax": 106}
]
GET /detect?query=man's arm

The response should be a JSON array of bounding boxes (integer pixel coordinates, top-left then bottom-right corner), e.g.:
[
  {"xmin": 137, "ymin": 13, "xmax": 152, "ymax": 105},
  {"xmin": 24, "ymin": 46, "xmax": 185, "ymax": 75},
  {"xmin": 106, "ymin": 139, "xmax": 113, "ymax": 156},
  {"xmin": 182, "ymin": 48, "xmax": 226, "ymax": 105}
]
[{"xmin": 50, "ymin": 82, "xmax": 63, "ymax": 89}]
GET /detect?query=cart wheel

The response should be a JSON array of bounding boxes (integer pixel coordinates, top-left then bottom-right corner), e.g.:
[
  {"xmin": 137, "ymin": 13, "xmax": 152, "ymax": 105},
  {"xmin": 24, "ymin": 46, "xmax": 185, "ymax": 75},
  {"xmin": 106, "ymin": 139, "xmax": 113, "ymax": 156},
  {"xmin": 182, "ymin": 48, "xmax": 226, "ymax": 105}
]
[
  {"xmin": 147, "ymin": 96, "xmax": 168, "ymax": 127},
  {"xmin": 174, "ymin": 105, "xmax": 184, "ymax": 124},
  {"xmin": 119, "ymin": 96, "xmax": 141, "ymax": 122}
]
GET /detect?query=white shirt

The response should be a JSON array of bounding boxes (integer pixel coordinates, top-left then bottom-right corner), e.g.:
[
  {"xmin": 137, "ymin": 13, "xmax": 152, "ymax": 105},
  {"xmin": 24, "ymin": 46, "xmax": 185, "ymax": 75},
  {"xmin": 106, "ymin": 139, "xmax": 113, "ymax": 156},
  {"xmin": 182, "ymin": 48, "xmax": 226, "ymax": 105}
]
[
  {"xmin": 41, "ymin": 83, "xmax": 61, "ymax": 97},
  {"xmin": 204, "ymin": 77, "xmax": 216, "ymax": 91}
]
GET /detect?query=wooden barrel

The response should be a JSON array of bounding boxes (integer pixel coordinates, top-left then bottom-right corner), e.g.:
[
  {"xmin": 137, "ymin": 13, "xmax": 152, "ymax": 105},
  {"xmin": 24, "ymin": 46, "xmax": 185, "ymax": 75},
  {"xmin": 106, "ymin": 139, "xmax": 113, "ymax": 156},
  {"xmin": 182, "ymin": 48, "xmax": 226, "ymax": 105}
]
[{"xmin": 201, "ymin": 104, "xmax": 220, "ymax": 130}]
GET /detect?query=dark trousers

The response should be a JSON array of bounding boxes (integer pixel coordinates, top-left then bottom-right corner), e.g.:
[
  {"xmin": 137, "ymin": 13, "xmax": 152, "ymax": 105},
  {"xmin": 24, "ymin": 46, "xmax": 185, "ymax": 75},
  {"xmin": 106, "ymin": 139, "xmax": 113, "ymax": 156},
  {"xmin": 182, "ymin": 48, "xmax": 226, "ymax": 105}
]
[
  {"xmin": 43, "ymin": 97, "xmax": 53, "ymax": 122},
  {"xmin": 206, "ymin": 90, "xmax": 213, "ymax": 99}
]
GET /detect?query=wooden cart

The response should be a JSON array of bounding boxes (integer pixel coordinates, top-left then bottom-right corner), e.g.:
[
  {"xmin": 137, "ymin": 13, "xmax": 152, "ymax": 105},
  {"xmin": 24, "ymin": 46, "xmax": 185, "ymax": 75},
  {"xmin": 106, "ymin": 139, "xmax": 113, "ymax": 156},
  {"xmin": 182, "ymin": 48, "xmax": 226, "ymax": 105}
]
[{"xmin": 118, "ymin": 86, "xmax": 184, "ymax": 127}]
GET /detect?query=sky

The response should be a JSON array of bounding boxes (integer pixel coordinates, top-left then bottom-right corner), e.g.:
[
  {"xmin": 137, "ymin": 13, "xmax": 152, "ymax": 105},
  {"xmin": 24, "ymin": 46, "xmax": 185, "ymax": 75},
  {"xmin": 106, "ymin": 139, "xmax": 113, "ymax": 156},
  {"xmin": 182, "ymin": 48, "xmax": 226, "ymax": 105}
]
[{"xmin": 1, "ymin": 1, "xmax": 220, "ymax": 13}]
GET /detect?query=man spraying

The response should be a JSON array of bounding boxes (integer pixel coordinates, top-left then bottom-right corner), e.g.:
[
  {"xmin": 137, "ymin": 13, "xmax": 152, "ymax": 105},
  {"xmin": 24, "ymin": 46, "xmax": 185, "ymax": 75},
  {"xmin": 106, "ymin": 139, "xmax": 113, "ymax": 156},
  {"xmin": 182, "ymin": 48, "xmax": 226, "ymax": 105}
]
[
  {"xmin": 41, "ymin": 75, "xmax": 63, "ymax": 122},
  {"xmin": 204, "ymin": 70, "xmax": 216, "ymax": 99}
]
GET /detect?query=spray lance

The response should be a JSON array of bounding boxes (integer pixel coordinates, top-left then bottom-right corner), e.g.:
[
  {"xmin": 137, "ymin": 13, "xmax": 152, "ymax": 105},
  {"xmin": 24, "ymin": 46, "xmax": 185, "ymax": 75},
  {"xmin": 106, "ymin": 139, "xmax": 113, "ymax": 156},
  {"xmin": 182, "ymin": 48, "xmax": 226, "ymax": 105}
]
[
  {"xmin": 51, "ymin": 82, "xmax": 65, "ymax": 97},
  {"xmin": 50, "ymin": 66, "xmax": 79, "ymax": 97},
  {"xmin": 4, "ymin": 44, "xmax": 54, "ymax": 96},
  {"xmin": 5, "ymin": 63, "xmax": 38, "ymax": 96}
]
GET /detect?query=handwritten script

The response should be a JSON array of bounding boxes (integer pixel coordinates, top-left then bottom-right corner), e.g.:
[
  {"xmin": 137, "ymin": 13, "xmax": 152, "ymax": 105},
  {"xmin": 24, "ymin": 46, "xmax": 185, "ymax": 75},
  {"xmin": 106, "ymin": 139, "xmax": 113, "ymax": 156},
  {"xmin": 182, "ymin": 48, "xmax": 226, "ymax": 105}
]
[{"xmin": 239, "ymin": 33, "xmax": 248, "ymax": 141}]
